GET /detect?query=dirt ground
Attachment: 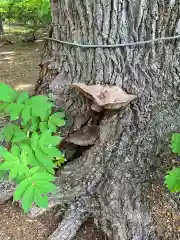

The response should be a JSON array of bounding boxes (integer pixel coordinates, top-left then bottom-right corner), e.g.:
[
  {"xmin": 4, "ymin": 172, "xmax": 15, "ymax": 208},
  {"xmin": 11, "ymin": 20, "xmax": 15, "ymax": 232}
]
[
  {"xmin": 0, "ymin": 42, "xmax": 40, "ymax": 92},
  {"xmin": 0, "ymin": 201, "xmax": 108, "ymax": 240},
  {"xmin": 0, "ymin": 41, "xmax": 109, "ymax": 240}
]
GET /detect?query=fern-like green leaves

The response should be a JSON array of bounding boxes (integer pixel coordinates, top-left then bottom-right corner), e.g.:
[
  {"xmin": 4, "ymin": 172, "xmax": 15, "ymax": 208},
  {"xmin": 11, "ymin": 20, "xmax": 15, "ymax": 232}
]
[
  {"xmin": 0, "ymin": 147, "xmax": 28, "ymax": 180},
  {"xmin": 0, "ymin": 83, "xmax": 66, "ymax": 213},
  {"xmin": 165, "ymin": 167, "xmax": 180, "ymax": 193},
  {"xmin": 30, "ymin": 95, "xmax": 53, "ymax": 121},
  {"xmin": 0, "ymin": 83, "xmax": 17, "ymax": 102},
  {"xmin": 14, "ymin": 170, "xmax": 56, "ymax": 212},
  {"xmin": 170, "ymin": 133, "xmax": 180, "ymax": 155},
  {"xmin": 165, "ymin": 133, "xmax": 180, "ymax": 196}
]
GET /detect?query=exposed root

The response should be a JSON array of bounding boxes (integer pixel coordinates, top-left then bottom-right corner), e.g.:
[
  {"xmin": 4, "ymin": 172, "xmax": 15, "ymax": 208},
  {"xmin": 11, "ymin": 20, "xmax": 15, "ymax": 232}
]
[
  {"xmin": 48, "ymin": 202, "xmax": 90, "ymax": 240},
  {"xmin": 27, "ymin": 200, "xmax": 62, "ymax": 218},
  {"xmin": 27, "ymin": 185, "xmax": 76, "ymax": 218},
  {"xmin": 0, "ymin": 180, "xmax": 15, "ymax": 204}
]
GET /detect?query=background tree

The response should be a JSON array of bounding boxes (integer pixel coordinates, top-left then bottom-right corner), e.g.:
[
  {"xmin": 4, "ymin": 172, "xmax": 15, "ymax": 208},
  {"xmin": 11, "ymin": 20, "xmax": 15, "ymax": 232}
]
[
  {"xmin": 0, "ymin": 16, "xmax": 3, "ymax": 35},
  {"xmin": 0, "ymin": 0, "xmax": 51, "ymax": 39},
  {"xmin": 26, "ymin": 0, "xmax": 180, "ymax": 239},
  {"xmin": 0, "ymin": 1, "xmax": 7, "ymax": 34}
]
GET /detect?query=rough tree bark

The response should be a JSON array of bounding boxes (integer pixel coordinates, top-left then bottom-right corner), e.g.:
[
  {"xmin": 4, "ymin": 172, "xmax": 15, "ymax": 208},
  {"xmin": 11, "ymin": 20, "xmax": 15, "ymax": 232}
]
[
  {"xmin": 0, "ymin": 16, "xmax": 3, "ymax": 35},
  {"xmin": 34, "ymin": 0, "xmax": 180, "ymax": 239}
]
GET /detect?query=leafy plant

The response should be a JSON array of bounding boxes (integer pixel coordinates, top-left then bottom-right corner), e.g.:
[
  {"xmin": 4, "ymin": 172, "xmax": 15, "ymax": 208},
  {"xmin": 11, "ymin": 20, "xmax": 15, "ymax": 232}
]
[
  {"xmin": 165, "ymin": 133, "xmax": 180, "ymax": 195},
  {"xmin": 0, "ymin": 82, "xmax": 66, "ymax": 212}
]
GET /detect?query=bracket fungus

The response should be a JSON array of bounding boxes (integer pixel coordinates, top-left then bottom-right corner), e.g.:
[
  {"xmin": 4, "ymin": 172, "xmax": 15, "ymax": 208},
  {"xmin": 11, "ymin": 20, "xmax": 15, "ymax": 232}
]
[
  {"xmin": 71, "ymin": 83, "xmax": 137, "ymax": 111},
  {"xmin": 65, "ymin": 125, "xmax": 99, "ymax": 146}
]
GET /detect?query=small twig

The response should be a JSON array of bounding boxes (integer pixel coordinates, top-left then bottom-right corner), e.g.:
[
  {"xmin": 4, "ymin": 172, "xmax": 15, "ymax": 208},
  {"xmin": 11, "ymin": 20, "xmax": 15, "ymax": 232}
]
[{"xmin": 44, "ymin": 35, "xmax": 180, "ymax": 49}]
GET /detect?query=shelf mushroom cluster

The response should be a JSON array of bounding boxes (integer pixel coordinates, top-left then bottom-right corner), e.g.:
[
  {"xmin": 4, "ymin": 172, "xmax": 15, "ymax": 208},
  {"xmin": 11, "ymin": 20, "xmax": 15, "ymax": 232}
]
[
  {"xmin": 66, "ymin": 83, "xmax": 137, "ymax": 146},
  {"xmin": 71, "ymin": 83, "xmax": 137, "ymax": 112}
]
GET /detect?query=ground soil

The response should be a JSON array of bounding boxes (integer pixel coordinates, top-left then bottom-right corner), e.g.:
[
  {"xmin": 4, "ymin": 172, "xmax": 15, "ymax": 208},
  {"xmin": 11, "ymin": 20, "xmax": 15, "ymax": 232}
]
[
  {"xmin": 0, "ymin": 41, "xmax": 109, "ymax": 240},
  {"xmin": 0, "ymin": 42, "xmax": 40, "ymax": 92}
]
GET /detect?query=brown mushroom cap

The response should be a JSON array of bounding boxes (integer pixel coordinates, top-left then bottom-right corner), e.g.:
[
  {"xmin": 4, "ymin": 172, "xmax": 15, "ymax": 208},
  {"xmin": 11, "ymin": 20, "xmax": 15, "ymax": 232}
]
[{"xmin": 71, "ymin": 83, "xmax": 137, "ymax": 110}]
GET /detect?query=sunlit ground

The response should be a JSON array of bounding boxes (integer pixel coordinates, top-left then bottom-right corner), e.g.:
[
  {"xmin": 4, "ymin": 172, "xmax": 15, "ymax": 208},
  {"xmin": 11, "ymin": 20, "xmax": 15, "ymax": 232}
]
[
  {"xmin": 0, "ymin": 23, "xmax": 44, "ymax": 93},
  {"xmin": 3, "ymin": 24, "xmax": 28, "ymax": 33},
  {"xmin": 0, "ymin": 42, "xmax": 43, "ymax": 93}
]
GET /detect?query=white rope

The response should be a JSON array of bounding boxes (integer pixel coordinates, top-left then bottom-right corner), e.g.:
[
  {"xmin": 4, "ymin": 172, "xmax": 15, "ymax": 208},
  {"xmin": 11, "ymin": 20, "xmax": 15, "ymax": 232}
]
[{"xmin": 44, "ymin": 35, "xmax": 180, "ymax": 49}]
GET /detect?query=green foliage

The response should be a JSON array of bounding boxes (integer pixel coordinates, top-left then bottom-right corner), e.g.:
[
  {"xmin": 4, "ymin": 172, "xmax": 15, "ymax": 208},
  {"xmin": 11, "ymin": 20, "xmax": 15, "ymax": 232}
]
[
  {"xmin": 170, "ymin": 133, "xmax": 180, "ymax": 155},
  {"xmin": 0, "ymin": 82, "xmax": 66, "ymax": 213},
  {"xmin": 0, "ymin": 0, "xmax": 51, "ymax": 31},
  {"xmin": 165, "ymin": 133, "xmax": 180, "ymax": 196},
  {"xmin": 165, "ymin": 168, "xmax": 180, "ymax": 193}
]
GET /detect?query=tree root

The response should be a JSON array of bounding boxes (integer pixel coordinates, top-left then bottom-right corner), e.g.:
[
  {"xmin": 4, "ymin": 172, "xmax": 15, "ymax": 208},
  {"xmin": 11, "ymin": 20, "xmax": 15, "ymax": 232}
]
[
  {"xmin": 27, "ymin": 199, "xmax": 61, "ymax": 218},
  {"xmin": 0, "ymin": 180, "xmax": 15, "ymax": 204},
  {"xmin": 48, "ymin": 202, "xmax": 90, "ymax": 240}
]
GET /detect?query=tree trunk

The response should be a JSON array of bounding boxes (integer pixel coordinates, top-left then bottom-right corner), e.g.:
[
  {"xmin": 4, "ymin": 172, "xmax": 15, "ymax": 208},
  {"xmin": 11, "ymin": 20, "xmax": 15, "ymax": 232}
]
[
  {"xmin": 35, "ymin": 1, "xmax": 180, "ymax": 239},
  {"xmin": 0, "ymin": 17, "xmax": 3, "ymax": 35}
]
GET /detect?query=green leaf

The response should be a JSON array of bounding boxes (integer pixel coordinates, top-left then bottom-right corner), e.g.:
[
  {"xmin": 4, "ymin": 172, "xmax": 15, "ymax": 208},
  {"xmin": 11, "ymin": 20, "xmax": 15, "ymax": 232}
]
[
  {"xmin": 34, "ymin": 190, "xmax": 48, "ymax": 208},
  {"xmin": 31, "ymin": 172, "xmax": 55, "ymax": 182},
  {"xmin": 30, "ymin": 95, "xmax": 52, "ymax": 120},
  {"xmin": 28, "ymin": 167, "xmax": 41, "ymax": 175},
  {"xmin": 15, "ymin": 174, "xmax": 26, "ymax": 184},
  {"xmin": 50, "ymin": 136, "xmax": 62, "ymax": 146},
  {"xmin": 34, "ymin": 147, "xmax": 55, "ymax": 172},
  {"xmin": 55, "ymin": 153, "xmax": 66, "ymax": 167},
  {"xmin": 22, "ymin": 122, "xmax": 31, "ymax": 133},
  {"xmin": 11, "ymin": 144, "xmax": 21, "ymax": 158},
  {"xmin": 19, "ymin": 144, "xmax": 39, "ymax": 166},
  {"xmin": 48, "ymin": 120, "xmax": 57, "ymax": 133},
  {"xmin": 17, "ymin": 92, "xmax": 29, "ymax": 104},
  {"xmin": 34, "ymin": 146, "xmax": 52, "ymax": 162},
  {"xmin": 165, "ymin": 167, "xmax": 180, "ymax": 193},
  {"xmin": 40, "ymin": 160, "xmax": 56, "ymax": 174},
  {"xmin": 3, "ymin": 124, "xmax": 14, "ymax": 142},
  {"xmin": 49, "ymin": 112, "xmax": 66, "ymax": 127},
  {"xmin": 0, "ymin": 161, "xmax": 13, "ymax": 170},
  {"xmin": 0, "ymin": 146, "xmax": 8, "ymax": 155},
  {"xmin": 30, "ymin": 116, "xmax": 40, "ymax": 131},
  {"xmin": 30, "ymin": 132, "xmax": 39, "ymax": 151},
  {"xmin": 0, "ymin": 102, "xmax": 9, "ymax": 113},
  {"xmin": 39, "ymin": 131, "xmax": 62, "ymax": 147},
  {"xmin": 22, "ymin": 105, "xmax": 31, "ymax": 125},
  {"xmin": 39, "ymin": 122, "xmax": 48, "ymax": 133},
  {"xmin": 20, "ymin": 149, "xmax": 28, "ymax": 166},
  {"xmin": 14, "ymin": 178, "xmax": 31, "ymax": 201},
  {"xmin": 0, "ymin": 83, "xmax": 17, "ymax": 102},
  {"xmin": 22, "ymin": 185, "xmax": 35, "ymax": 213},
  {"xmin": 9, "ymin": 167, "xmax": 18, "ymax": 180},
  {"xmin": 17, "ymin": 164, "xmax": 29, "ymax": 176},
  {"xmin": 171, "ymin": 133, "xmax": 180, "ymax": 155},
  {"xmin": 0, "ymin": 148, "xmax": 17, "ymax": 162},
  {"xmin": 6, "ymin": 103, "xmax": 25, "ymax": 120},
  {"xmin": 0, "ymin": 146, "xmax": 28, "ymax": 178},
  {"xmin": 2, "ymin": 123, "xmax": 20, "ymax": 142},
  {"xmin": 12, "ymin": 130, "xmax": 27, "ymax": 143},
  {"xmin": 35, "ymin": 181, "xmax": 56, "ymax": 194},
  {"xmin": 40, "ymin": 105, "xmax": 52, "ymax": 121},
  {"xmin": 41, "ymin": 146, "xmax": 63, "ymax": 157},
  {"xmin": 53, "ymin": 112, "xmax": 65, "ymax": 119},
  {"xmin": 0, "ymin": 171, "xmax": 8, "ymax": 180}
]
